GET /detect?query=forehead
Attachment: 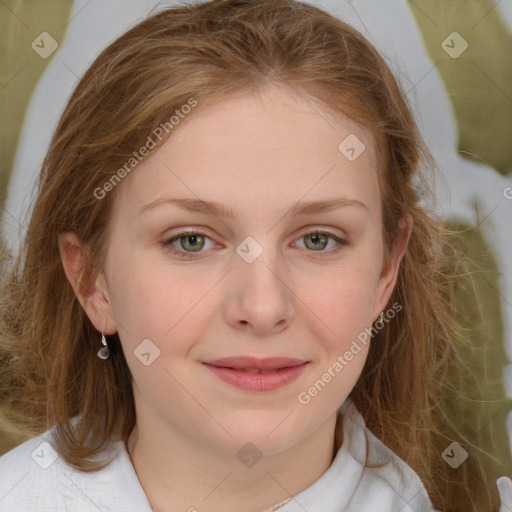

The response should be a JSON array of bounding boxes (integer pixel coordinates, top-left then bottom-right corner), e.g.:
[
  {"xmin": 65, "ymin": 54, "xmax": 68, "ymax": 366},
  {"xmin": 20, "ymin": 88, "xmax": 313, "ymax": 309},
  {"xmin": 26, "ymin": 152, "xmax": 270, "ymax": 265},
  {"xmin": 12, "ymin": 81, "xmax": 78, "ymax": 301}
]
[{"xmin": 111, "ymin": 86, "xmax": 381, "ymax": 221}]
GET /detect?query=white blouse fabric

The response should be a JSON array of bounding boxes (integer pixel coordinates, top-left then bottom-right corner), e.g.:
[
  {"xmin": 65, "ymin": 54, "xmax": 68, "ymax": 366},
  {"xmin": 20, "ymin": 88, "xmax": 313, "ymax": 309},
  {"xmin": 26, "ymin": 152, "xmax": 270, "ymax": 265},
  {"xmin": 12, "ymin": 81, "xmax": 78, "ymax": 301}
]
[{"xmin": 0, "ymin": 398, "xmax": 510, "ymax": 512}]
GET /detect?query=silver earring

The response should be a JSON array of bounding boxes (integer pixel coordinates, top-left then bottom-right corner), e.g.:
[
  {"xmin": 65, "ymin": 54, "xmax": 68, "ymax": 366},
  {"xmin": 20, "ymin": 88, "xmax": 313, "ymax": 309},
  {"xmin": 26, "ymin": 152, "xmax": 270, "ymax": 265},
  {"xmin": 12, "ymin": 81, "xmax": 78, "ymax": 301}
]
[
  {"xmin": 97, "ymin": 334, "xmax": 110, "ymax": 360},
  {"xmin": 380, "ymin": 311, "xmax": 385, "ymax": 323}
]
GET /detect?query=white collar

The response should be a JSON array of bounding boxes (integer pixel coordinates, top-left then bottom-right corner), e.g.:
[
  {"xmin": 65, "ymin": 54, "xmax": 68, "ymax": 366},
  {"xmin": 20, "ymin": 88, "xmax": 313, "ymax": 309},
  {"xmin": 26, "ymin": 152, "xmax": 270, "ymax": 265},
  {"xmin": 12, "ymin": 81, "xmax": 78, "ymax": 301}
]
[{"xmin": 272, "ymin": 398, "xmax": 436, "ymax": 511}]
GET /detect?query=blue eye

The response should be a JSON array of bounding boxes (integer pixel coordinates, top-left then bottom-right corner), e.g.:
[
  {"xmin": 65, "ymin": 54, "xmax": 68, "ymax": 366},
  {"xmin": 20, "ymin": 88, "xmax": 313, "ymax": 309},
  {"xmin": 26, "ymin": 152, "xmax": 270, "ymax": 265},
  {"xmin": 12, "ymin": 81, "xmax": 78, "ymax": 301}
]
[{"xmin": 162, "ymin": 229, "xmax": 347, "ymax": 259}]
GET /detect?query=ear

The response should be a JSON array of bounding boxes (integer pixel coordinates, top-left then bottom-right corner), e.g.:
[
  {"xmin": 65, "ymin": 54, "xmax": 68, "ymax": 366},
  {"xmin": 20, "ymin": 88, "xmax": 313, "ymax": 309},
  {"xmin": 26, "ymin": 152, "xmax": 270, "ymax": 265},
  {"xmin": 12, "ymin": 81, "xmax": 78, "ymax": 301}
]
[
  {"xmin": 58, "ymin": 231, "xmax": 117, "ymax": 335},
  {"xmin": 372, "ymin": 214, "xmax": 413, "ymax": 320}
]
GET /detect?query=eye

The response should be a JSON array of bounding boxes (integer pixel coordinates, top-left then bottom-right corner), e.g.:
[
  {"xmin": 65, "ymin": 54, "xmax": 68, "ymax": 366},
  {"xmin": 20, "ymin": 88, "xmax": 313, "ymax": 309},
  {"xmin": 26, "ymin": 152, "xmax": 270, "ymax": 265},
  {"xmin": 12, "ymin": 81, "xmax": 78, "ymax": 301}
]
[
  {"xmin": 294, "ymin": 230, "xmax": 347, "ymax": 256},
  {"xmin": 161, "ymin": 228, "xmax": 347, "ymax": 260},
  {"xmin": 162, "ymin": 230, "xmax": 217, "ymax": 259}
]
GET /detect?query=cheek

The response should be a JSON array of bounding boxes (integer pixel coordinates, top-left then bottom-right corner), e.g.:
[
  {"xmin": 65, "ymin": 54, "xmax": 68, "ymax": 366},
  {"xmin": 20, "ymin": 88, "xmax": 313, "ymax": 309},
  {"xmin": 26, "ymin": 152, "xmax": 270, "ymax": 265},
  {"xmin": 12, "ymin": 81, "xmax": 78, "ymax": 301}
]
[
  {"xmin": 107, "ymin": 256, "xmax": 211, "ymax": 399},
  {"xmin": 296, "ymin": 270, "xmax": 375, "ymax": 412},
  {"xmin": 299, "ymin": 262, "xmax": 380, "ymax": 340},
  {"xmin": 107, "ymin": 251, "xmax": 210, "ymax": 349}
]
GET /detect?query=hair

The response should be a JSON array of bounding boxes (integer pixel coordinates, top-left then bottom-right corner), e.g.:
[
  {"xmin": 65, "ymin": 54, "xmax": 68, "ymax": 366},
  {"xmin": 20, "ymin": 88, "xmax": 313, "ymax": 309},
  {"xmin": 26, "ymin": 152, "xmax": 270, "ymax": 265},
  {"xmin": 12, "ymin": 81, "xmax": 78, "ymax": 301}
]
[{"xmin": 0, "ymin": 0, "xmax": 503, "ymax": 510}]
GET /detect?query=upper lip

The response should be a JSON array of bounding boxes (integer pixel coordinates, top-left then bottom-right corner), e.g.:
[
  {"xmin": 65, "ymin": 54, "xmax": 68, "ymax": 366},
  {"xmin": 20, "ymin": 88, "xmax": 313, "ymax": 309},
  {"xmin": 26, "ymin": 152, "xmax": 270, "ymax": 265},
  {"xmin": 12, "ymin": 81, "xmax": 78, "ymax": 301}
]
[{"xmin": 203, "ymin": 356, "xmax": 308, "ymax": 371}]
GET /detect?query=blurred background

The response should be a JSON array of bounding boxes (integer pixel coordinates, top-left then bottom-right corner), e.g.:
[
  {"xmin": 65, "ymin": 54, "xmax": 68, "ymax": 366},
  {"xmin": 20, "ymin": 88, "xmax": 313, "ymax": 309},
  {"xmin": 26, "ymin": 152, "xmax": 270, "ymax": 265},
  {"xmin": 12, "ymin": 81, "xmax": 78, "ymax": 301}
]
[{"xmin": 0, "ymin": 0, "xmax": 511, "ymax": 489}]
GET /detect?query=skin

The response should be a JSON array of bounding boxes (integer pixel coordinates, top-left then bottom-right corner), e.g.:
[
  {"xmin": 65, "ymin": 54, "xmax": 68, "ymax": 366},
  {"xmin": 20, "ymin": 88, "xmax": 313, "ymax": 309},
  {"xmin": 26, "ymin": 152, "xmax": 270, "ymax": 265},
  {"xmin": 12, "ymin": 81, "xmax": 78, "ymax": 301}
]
[{"xmin": 59, "ymin": 85, "xmax": 412, "ymax": 512}]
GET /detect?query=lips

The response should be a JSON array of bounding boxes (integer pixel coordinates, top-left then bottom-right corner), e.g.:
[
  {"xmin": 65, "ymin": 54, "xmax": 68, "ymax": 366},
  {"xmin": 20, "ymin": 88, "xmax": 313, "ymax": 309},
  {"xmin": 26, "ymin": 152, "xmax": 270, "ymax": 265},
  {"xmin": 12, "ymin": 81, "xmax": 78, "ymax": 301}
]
[
  {"xmin": 202, "ymin": 356, "xmax": 309, "ymax": 392},
  {"xmin": 203, "ymin": 356, "xmax": 307, "ymax": 371}
]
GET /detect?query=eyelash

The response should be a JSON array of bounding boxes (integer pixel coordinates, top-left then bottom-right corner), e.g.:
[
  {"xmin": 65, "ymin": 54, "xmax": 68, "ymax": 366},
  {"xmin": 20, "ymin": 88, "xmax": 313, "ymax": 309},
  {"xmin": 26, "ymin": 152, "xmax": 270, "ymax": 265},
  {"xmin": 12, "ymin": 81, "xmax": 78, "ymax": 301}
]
[{"xmin": 161, "ymin": 229, "xmax": 347, "ymax": 260}]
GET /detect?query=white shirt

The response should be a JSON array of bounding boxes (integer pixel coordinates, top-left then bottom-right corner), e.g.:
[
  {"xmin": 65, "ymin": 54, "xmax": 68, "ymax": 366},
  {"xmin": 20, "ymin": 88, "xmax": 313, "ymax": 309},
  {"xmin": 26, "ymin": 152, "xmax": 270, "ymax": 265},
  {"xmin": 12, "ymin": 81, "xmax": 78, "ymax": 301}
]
[{"xmin": 0, "ymin": 398, "xmax": 510, "ymax": 512}]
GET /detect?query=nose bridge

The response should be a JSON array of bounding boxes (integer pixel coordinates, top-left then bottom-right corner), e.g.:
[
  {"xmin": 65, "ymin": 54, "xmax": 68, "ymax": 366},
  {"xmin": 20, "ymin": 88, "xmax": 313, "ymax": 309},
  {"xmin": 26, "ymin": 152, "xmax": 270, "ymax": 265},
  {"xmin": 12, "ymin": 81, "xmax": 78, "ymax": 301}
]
[
  {"xmin": 228, "ymin": 232, "xmax": 294, "ymax": 332},
  {"xmin": 235, "ymin": 233, "xmax": 283, "ymax": 293}
]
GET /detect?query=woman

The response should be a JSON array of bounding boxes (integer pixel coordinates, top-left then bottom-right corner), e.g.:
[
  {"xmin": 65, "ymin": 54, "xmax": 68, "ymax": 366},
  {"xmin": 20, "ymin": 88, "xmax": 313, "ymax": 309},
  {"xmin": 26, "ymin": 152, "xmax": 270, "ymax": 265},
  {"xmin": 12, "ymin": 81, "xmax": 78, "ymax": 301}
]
[{"xmin": 0, "ymin": 0, "xmax": 510, "ymax": 510}]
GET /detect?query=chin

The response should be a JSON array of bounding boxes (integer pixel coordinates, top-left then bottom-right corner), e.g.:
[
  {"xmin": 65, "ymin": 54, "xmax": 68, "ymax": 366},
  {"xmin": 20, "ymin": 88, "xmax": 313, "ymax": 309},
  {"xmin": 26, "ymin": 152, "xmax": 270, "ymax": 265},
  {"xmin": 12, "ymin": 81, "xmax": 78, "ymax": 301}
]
[{"xmin": 215, "ymin": 416, "xmax": 306, "ymax": 455}]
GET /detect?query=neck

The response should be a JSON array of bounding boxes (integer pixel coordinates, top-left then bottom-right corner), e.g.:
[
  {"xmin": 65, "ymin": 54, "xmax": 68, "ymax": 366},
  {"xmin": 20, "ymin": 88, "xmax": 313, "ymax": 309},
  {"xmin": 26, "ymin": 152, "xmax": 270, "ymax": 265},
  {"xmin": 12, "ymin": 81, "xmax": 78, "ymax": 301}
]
[{"xmin": 126, "ymin": 413, "xmax": 339, "ymax": 512}]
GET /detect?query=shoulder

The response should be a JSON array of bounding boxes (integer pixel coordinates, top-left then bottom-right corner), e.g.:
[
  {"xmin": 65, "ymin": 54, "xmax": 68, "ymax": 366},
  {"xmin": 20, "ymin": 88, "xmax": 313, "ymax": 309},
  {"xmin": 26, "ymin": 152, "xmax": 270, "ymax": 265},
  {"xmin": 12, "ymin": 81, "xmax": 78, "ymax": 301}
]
[
  {"xmin": 0, "ymin": 428, "xmax": 152, "ymax": 511},
  {"xmin": 339, "ymin": 400, "xmax": 512, "ymax": 512},
  {"xmin": 338, "ymin": 399, "xmax": 439, "ymax": 512},
  {"xmin": 0, "ymin": 429, "xmax": 69, "ymax": 510}
]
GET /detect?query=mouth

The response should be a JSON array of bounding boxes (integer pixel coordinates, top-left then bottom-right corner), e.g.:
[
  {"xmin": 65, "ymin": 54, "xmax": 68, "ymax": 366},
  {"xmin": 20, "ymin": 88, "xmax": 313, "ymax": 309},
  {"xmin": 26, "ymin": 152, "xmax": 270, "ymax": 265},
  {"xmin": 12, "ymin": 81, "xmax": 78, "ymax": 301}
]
[{"xmin": 202, "ymin": 356, "xmax": 309, "ymax": 392}]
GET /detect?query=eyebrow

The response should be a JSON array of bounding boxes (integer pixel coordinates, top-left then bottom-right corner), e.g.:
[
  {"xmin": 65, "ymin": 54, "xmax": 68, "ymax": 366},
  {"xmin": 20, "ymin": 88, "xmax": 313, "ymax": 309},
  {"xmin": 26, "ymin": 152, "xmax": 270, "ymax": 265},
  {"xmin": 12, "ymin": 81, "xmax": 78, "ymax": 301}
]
[{"xmin": 138, "ymin": 196, "xmax": 368, "ymax": 218}]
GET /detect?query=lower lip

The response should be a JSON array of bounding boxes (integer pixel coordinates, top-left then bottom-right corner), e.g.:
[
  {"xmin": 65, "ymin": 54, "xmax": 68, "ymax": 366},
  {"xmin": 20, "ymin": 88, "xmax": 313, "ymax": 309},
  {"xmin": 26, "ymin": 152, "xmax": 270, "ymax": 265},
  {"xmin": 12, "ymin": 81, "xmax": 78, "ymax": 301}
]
[{"xmin": 203, "ymin": 363, "xmax": 308, "ymax": 392}]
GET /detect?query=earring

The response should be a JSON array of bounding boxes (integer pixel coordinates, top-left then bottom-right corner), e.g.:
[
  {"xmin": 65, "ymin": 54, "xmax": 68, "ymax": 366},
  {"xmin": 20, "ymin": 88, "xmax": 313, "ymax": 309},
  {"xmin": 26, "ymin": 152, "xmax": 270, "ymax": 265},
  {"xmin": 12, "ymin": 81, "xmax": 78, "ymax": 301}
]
[
  {"xmin": 97, "ymin": 333, "xmax": 110, "ymax": 360},
  {"xmin": 379, "ymin": 311, "xmax": 385, "ymax": 323}
]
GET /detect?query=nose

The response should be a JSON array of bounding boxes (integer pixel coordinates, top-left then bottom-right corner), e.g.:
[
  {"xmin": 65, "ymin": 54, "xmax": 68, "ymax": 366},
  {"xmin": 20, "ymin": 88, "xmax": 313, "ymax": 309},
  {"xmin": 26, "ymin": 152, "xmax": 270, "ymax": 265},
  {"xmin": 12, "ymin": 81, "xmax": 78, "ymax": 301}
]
[{"xmin": 223, "ymin": 244, "xmax": 295, "ymax": 337}]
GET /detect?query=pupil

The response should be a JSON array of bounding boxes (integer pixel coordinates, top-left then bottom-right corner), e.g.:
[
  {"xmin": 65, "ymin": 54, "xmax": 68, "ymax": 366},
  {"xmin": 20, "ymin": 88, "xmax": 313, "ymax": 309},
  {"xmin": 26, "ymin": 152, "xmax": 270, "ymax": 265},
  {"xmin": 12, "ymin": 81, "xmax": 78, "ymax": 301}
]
[
  {"xmin": 308, "ymin": 233, "xmax": 325, "ymax": 250},
  {"xmin": 183, "ymin": 234, "xmax": 202, "ymax": 251}
]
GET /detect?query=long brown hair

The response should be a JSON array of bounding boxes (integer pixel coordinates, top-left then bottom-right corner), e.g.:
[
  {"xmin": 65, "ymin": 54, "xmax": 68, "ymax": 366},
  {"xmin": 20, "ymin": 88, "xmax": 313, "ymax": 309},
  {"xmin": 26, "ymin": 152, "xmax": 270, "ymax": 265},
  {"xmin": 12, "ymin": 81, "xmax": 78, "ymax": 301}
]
[{"xmin": 0, "ymin": 0, "xmax": 502, "ymax": 509}]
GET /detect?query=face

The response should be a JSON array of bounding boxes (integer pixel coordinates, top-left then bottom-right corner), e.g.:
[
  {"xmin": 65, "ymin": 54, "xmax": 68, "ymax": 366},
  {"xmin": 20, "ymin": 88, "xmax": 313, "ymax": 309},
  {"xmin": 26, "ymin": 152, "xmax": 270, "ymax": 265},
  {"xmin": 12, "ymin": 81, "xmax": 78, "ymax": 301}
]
[{"xmin": 69, "ymin": 85, "xmax": 405, "ymax": 456}]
